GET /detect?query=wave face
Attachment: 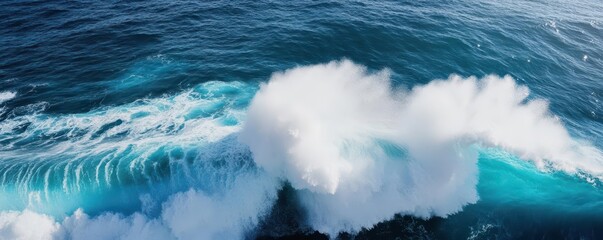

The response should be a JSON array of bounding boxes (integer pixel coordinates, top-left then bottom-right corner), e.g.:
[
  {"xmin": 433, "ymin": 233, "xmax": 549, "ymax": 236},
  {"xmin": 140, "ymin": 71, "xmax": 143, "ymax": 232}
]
[
  {"xmin": 1, "ymin": 0, "xmax": 603, "ymax": 239},
  {"xmin": 0, "ymin": 81, "xmax": 279, "ymax": 239}
]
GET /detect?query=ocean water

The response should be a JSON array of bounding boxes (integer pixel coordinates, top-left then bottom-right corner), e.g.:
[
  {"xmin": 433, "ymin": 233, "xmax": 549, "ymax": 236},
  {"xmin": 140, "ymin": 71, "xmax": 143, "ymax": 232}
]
[{"xmin": 0, "ymin": 0, "xmax": 602, "ymax": 239}]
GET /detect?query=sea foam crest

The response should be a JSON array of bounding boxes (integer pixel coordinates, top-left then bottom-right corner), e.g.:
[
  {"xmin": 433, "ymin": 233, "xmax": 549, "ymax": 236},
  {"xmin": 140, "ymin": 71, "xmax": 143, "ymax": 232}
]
[{"xmin": 240, "ymin": 60, "xmax": 603, "ymax": 235}]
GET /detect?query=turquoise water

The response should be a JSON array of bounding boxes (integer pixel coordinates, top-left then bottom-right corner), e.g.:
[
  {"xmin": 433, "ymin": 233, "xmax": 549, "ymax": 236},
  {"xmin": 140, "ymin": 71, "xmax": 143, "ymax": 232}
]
[{"xmin": 1, "ymin": 0, "xmax": 602, "ymax": 239}]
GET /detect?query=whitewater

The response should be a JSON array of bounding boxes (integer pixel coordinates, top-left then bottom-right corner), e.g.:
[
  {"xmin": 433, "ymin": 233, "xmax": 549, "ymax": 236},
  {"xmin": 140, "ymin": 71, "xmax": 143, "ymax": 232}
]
[{"xmin": 1, "ymin": 60, "xmax": 601, "ymax": 239}]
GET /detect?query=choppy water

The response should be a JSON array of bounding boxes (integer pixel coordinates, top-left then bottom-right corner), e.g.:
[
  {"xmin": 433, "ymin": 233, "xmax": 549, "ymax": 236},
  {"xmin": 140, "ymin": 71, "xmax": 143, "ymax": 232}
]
[{"xmin": 1, "ymin": 0, "xmax": 602, "ymax": 239}]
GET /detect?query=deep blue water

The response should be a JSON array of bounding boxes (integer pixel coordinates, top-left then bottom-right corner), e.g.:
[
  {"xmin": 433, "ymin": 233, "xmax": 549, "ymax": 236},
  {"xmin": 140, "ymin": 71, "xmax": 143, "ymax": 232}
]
[{"xmin": 1, "ymin": 0, "xmax": 603, "ymax": 239}]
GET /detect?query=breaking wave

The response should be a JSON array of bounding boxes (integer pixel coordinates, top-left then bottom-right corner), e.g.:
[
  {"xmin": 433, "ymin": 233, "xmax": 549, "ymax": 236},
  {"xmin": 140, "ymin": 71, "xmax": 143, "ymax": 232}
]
[
  {"xmin": 1, "ymin": 60, "xmax": 601, "ymax": 239},
  {"xmin": 240, "ymin": 60, "xmax": 603, "ymax": 235}
]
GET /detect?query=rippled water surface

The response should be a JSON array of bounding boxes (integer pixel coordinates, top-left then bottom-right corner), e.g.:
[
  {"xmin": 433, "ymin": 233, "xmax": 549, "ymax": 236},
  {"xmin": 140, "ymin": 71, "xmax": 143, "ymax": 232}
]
[{"xmin": 1, "ymin": 0, "xmax": 602, "ymax": 239}]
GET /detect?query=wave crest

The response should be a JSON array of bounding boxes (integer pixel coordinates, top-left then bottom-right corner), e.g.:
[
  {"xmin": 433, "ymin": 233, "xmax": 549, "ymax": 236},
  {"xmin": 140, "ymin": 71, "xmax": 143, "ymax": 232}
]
[{"xmin": 240, "ymin": 60, "xmax": 603, "ymax": 235}]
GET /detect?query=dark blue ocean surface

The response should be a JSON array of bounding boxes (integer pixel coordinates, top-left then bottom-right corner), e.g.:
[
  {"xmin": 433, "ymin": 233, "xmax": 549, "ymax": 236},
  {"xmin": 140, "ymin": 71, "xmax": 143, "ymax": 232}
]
[{"xmin": 0, "ymin": 0, "xmax": 602, "ymax": 239}]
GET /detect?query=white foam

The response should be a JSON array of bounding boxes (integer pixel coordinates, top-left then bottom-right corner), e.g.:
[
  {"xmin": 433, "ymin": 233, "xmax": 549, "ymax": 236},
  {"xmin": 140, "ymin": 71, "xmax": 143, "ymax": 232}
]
[
  {"xmin": 240, "ymin": 60, "xmax": 603, "ymax": 235},
  {"xmin": 0, "ymin": 210, "xmax": 58, "ymax": 240},
  {"xmin": 0, "ymin": 91, "xmax": 16, "ymax": 104},
  {"xmin": 0, "ymin": 172, "xmax": 277, "ymax": 240},
  {"xmin": 401, "ymin": 74, "xmax": 603, "ymax": 176}
]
